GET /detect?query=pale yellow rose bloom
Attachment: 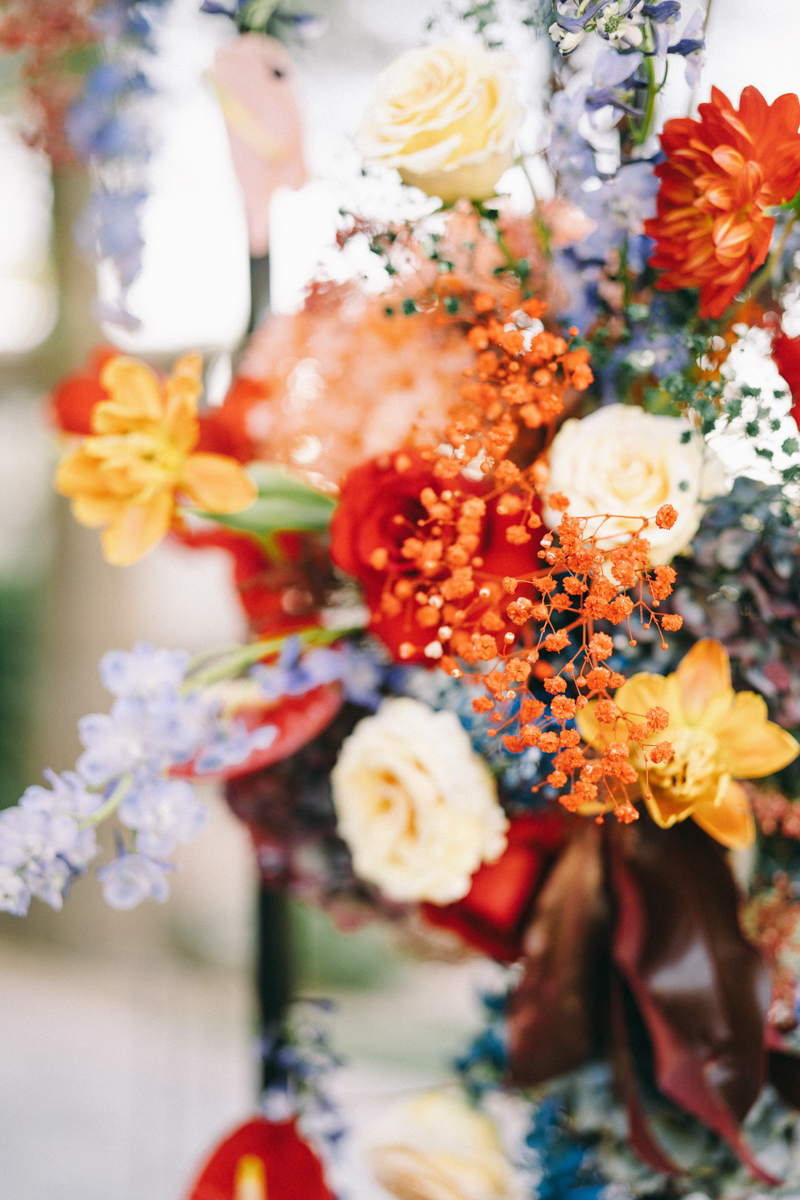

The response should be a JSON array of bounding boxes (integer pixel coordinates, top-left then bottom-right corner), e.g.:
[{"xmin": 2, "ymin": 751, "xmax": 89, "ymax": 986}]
[
  {"xmin": 356, "ymin": 39, "xmax": 524, "ymax": 204},
  {"xmin": 543, "ymin": 404, "xmax": 729, "ymax": 565},
  {"xmin": 55, "ymin": 354, "xmax": 256, "ymax": 566},
  {"xmin": 368, "ymin": 1089, "xmax": 519, "ymax": 1200},
  {"xmin": 578, "ymin": 639, "xmax": 800, "ymax": 849},
  {"xmin": 331, "ymin": 697, "xmax": 507, "ymax": 903}
]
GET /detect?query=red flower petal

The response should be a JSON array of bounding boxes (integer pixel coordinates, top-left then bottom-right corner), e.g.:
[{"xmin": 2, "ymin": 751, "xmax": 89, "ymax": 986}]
[{"xmin": 187, "ymin": 1117, "xmax": 333, "ymax": 1200}]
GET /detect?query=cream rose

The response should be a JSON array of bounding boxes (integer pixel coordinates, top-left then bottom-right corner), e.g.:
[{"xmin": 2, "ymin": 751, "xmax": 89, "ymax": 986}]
[
  {"xmin": 331, "ymin": 697, "xmax": 507, "ymax": 904},
  {"xmin": 355, "ymin": 39, "xmax": 523, "ymax": 204},
  {"xmin": 367, "ymin": 1089, "xmax": 519, "ymax": 1200},
  {"xmin": 543, "ymin": 404, "xmax": 729, "ymax": 565}
]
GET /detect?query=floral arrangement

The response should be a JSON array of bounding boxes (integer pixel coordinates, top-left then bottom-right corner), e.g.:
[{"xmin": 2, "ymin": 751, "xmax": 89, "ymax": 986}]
[{"xmin": 11, "ymin": 2, "xmax": 800, "ymax": 1197}]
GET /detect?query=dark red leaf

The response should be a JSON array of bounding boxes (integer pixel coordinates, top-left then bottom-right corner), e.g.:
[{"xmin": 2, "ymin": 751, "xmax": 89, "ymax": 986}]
[
  {"xmin": 508, "ymin": 822, "xmax": 611, "ymax": 1084},
  {"xmin": 610, "ymin": 817, "xmax": 776, "ymax": 1184}
]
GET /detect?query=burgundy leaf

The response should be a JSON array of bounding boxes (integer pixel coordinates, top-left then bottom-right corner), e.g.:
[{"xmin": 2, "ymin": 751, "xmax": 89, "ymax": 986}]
[
  {"xmin": 508, "ymin": 822, "xmax": 611, "ymax": 1085},
  {"xmin": 610, "ymin": 817, "xmax": 776, "ymax": 1184}
]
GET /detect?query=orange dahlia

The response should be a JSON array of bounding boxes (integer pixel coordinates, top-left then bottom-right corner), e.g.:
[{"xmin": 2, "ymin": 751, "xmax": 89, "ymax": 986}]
[{"xmin": 645, "ymin": 87, "xmax": 800, "ymax": 319}]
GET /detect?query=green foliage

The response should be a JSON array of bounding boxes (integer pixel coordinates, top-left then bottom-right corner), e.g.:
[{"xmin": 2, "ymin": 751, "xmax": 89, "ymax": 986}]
[
  {"xmin": 0, "ymin": 584, "xmax": 43, "ymax": 810},
  {"xmin": 202, "ymin": 464, "xmax": 335, "ymax": 540}
]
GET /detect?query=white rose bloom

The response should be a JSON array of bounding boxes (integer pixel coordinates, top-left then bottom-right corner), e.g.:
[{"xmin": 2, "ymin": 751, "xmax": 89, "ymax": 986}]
[
  {"xmin": 368, "ymin": 1089, "xmax": 520, "ymax": 1200},
  {"xmin": 543, "ymin": 404, "xmax": 729, "ymax": 565},
  {"xmin": 355, "ymin": 39, "xmax": 524, "ymax": 205},
  {"xmin": 331, "ymin": 697, "xmax": 507, "ymax": 904}
]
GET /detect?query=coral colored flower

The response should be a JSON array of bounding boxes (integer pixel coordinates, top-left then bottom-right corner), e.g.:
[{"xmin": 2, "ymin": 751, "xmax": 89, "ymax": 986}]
[
  {"xmin": 55, "ymin": 354, "xmax": 257, "ymax": 566},
  {"xmin": 646, "ymin": 87, "xmax": 800, "ymax": 319},
  {"xmin": 579, "ymin": 639, "xmax": 800, "ymax": 850}
]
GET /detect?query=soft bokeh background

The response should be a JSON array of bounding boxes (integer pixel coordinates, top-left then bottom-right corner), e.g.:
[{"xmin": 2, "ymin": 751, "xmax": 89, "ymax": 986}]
[{"xmin": 0, "ymin": 2, "xmax": 798, "ymax": 1197}]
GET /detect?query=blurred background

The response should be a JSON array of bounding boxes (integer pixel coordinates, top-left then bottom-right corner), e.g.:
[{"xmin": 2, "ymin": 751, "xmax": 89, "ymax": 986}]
[{"xmin": 0, "ymin": 1, "xmax": 799, "ymax": 1196}]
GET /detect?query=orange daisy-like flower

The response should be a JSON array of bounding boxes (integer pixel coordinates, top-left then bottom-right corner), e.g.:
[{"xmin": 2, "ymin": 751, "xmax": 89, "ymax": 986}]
[
  {"xmin": 55, "ymin": 354, "xmax": 257, "ymax": 566},
  {"xmin": 645, "ymin": 86, "xmax": 800, "ymax": 319}
]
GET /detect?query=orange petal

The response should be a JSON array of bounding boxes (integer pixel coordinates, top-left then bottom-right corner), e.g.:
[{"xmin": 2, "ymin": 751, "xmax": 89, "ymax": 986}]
[
  {"xmin": 54, "ymin": 446, "xmax": 111, "ymax": 500},
  {"xmin": 180, "ymin": 453, "xmax": 257, "ymax": 513},
  {"xmin": 691, "ymin": 778, "xmax": 755, "ymax": 850},
  {"xmin": 101, "ymin": 491, "xmax": 174, "ymax": 565},
  {"xmin": 164, "ymin": 354, "xmax": 203, "ymax": 455},
  {"xmin": 72, "ymin": 495, "xmax": 127, "ymax": 528},
  {"xmin": 712, "ymin": 691, "xmax": 800, "ymax": 778},
  {"xmin": 676, "ymin": 638, "xmax": 731, "ymax": 723},
  {"xmin": 94, "ymin": 357, "xmax": 164, "ymax": 433},
  {"xmin": 642, "ymin": 786, "xmax": 697, "ymax": 830}
]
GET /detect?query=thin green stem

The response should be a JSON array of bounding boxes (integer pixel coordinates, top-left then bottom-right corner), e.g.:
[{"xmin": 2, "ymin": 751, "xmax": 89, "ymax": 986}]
[
  {"xmin": 515, "ymin": 153, "xmax": 552, "ymax": 258},
  {"xmin": 749, "ymin": 212, "xmax": 798, "ymax": 299},
  {"xmin": 183, "ymin": 626, "xmax": 358, "ymax": 691},
  {"xmin": 630, "ymin": 54, "xmax": 657, "ymax": 146},
  {"xmin": 79, "ymin": 773, "xmax": 133, "ymax": 831}
]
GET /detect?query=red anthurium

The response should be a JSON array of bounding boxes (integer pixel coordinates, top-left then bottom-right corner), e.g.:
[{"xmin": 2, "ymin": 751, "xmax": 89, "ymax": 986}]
[
  {"xmin": 186, "ymin": 1117, "xmax": 333, "ymax": 1200},
  {"xmin": 421, "ymin": 811, "xmax": 565, "ymax": 961}
]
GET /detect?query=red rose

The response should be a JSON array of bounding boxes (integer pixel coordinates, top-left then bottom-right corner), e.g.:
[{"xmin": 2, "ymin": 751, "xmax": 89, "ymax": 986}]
[
  {"xmin": 421, "ymin": 811, "xmax": 566, "ymax": 962},
  {"xmin": 329, "ymin": 452, "xmax": 543, "ymax": 664}
]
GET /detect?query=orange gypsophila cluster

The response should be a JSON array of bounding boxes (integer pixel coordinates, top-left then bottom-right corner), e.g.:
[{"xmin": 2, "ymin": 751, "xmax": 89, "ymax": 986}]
[
  {"xmin": 646, "ymin": 86, "xmax": 800, "ymax": 319},
  {"xmin": 330, "ymin": 290, "xmax": 694, "ymax": 827}
]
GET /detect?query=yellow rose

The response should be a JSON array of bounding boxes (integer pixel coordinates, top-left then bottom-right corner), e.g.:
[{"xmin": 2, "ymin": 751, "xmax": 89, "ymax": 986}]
[
  {"xmin": 331, "ymin": 697, "xmax": 507, "ymax": 903},
  {"xmin": 368, "ymin": 1089, "xmax": 518, "ymax": 1200},
  {"xmin": 543, "ymin": 404, "xmax": 729, "ymax": 565},
  {"xmin": 355, "ymin": 39, "xmax": 524, "ymax": 204}
]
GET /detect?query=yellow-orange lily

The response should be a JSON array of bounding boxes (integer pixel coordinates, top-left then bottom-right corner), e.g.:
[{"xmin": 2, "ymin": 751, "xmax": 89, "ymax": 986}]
[
  {"xmin": 55, "ymin": 354, "xmax": 257, "ymax": 566},
  {"xmin": 578, "ymin": 638, "xmax": 800, "ymax": 850}
]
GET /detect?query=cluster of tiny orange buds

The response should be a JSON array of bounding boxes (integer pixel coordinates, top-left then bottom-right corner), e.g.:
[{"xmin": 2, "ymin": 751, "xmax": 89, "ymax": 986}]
[
  {"xmin": 419, "ymin": 293, "xmax": 592, "ymax": 489},
  {"xmin": 430, "ymin": 491, "xmax": 686, "ymax": 826}
]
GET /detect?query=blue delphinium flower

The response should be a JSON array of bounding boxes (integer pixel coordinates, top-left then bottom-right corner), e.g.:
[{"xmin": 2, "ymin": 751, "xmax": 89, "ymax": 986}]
[
  {"xmin": 118, "ymin": 776, "xmax": 209, "ymax": 857},
  {"xmin": 97, "ymin": 853, "xmax": 173, "ymax": 909},
  {"xmin": 252, "ymin": 636, "xmax": 385, "ymax": 710}
]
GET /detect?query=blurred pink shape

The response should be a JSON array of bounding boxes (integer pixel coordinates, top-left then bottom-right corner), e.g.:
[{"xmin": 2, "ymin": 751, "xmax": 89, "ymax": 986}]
[{"xmin": 213, "ymin": 33, "xmax": 306, "ymax": 257}]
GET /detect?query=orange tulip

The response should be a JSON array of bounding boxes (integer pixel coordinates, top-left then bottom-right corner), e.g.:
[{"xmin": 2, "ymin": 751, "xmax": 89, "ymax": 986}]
[
  {"xmin": 578, "ymin": 638, "xmax": 799, "ymax": 850},
  {"xmin": 55, "ymin": 354, "xmax": 257, "ymax": 565}
]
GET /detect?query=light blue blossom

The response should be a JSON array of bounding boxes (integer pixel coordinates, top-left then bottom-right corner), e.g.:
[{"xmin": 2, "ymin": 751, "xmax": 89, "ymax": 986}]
[
  {"xmin": 76, "ymin": 690, "xmax": 220, "ymax": 784},
  {"xmin": 194, "ymin": 721, "xmax": 278, "ymax": 775},
  {"xmin": 0, "ymin": 807, "xmax": 98, "ymax": 912},
  {"xmin": 20, "ymin": 769, "xmax": 104, "ymax": 818},
  {"xmin": 251, "ymin": 637, "xmax": 385, "ymax": 710},
  {"xmin": 99, "ymin": 641, "xmax": 191, "ymax": 699},
  {"xmin": 252, "ymin": 635, "xmax": 341, "ymax": 700},
  {"xmin": 0, "ymin": 866, "xmax": 30, "ymax": 917},
  {"xmin": 97, "ymin": 853, "xmax": 173, "ymax": 910},
  {"xmin": 119, "ymin": 777, "xmax": 209, "ymax": 857}
]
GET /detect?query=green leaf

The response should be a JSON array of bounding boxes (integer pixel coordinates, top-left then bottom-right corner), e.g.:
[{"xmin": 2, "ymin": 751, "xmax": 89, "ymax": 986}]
[{"xmin": 200, "ymin": 464, "xmax": 335, "ymax": 538}]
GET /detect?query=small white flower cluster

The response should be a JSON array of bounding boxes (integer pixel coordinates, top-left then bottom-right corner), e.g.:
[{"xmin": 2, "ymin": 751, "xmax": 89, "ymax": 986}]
[
  {"xmin": 550, "ymin": 0, "xmax": 649, "ymax": 56},
  {"xmin": 0, "ymin": 642, "xmax": 277, "ymax": 916}
]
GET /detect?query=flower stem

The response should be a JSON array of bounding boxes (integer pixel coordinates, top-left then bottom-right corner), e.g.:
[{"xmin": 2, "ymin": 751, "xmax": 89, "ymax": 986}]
[
  {"xmin": 749, "ymin": 212, "xmax": 798, "ymax": 300},
  {"xmin": 79, "ymin": 773, "xmax": 133, "ymax": 831},
  {"xmin": 184, "ymin": 627, "xmax": 357, "ymax": 690},
  {"xmin": 630, "ymin": 54, "xmax": 657, "ymax": 146}
]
